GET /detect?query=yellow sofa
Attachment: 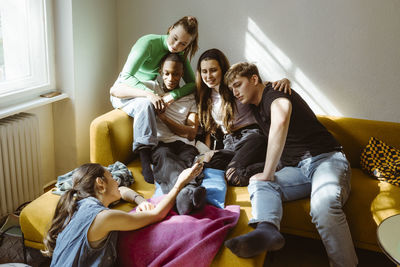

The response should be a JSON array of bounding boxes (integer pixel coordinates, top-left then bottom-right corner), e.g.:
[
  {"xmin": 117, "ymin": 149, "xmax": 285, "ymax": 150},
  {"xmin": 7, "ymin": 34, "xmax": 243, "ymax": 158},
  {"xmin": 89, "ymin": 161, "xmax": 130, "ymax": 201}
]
[{"xmin": 20, "ymin": 109, "xmax": 400, "ymax": 266}]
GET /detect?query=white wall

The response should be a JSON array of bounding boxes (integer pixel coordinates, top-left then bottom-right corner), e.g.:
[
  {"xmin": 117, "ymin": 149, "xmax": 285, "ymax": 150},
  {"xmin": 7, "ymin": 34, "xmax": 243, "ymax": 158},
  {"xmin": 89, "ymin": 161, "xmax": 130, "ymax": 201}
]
[
  {"xmin": 117, "ymin": 0, "xmax": 400, "ymax": 123},
  {"xmin": 52, "ymin": 0, "xmax": 118, "ymax": 175},
  {"xmin": 24, "ymin": 0, "xmax": 118, "ymax": 187},
  {"xmin": 71, "ymin": 0, "xmax": 118, "ymax": 165},
  {"xmin": 23, "ymin": 0, "xmax": 400, "ymax": 187}
]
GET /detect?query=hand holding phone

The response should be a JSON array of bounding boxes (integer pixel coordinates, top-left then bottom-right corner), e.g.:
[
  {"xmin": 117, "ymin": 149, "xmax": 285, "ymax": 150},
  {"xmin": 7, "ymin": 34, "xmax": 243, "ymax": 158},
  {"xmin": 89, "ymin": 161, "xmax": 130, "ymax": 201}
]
[{"xmin": 194, "ymin": 154, "xmax": 206, "ymax": 164}]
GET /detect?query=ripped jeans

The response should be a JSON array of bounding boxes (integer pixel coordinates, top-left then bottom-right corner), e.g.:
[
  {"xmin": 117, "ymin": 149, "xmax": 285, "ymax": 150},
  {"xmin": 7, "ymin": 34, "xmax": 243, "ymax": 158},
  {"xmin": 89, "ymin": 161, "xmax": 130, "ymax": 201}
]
[{"xmin": 248, "ymin": 151, "xmax": 358, "ymax": 267}]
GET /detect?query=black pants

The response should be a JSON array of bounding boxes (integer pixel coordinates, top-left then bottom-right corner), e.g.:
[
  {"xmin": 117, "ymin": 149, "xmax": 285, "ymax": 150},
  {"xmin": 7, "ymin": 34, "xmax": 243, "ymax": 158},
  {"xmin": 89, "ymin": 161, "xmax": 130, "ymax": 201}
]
[
  {"xmin": 152, "ymin": 141, "xmax": 199, "ymax": 192},
  {"xmin": 151, "ymin": 141, "xmax": 206, "ymax": 214},
  {"xmin": 205, "ymin": 126, "xmax": 267, "ymax": 186}
]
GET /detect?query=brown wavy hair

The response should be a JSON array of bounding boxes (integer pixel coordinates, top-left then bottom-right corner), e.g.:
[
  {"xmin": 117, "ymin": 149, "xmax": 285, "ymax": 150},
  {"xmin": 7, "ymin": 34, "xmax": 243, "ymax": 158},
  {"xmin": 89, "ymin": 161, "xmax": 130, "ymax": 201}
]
[
  {"xmin": 167, "ymin": 16, "xmax": 199, "ymax": 61},
  {"xmin": 196, "ymin": 49, "xmax": 236, "ymax": 133},
  {"xmin": 42, "ymin": 163, "xmax": 106, "ymax": 257}
]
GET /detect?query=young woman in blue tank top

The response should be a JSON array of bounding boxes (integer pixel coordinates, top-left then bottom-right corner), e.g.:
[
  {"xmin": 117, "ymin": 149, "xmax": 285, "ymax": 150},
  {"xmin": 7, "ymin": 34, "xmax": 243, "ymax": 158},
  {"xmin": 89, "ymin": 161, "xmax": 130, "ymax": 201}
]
[{"xmin": 42, "ymin": 163, "xmax": 202, "ymax": 266}]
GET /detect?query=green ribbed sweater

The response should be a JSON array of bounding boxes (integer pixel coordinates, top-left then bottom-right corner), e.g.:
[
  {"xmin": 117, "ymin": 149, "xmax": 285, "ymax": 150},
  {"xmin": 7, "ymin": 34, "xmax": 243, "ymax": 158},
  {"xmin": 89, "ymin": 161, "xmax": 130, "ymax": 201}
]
[{"xmin": 117, "ymin": 34, "xmax": 195, "ymax": 100}]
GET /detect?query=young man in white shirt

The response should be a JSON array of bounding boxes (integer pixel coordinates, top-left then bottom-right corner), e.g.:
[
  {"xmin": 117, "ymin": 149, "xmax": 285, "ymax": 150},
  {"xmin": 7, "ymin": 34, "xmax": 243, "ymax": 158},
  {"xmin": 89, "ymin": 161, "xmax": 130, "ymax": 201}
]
[{"xmin": 149, "ymin": 53, "xmax": 205, "ymax": 215}]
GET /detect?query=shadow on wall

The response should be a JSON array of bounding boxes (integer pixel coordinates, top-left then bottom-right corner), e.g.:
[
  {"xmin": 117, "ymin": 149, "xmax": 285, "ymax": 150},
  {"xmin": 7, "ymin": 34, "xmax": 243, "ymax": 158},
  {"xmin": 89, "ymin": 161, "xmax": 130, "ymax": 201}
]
[{"xmin": 245, "ymin": 17, "xmax": 342, "ymax": 116}]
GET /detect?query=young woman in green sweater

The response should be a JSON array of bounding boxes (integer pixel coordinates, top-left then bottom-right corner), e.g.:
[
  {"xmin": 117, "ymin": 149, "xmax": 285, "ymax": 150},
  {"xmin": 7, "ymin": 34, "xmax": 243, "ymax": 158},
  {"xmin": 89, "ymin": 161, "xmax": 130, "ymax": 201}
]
[{"xmin": 110, "ymin": 16, "xmax": 199, "ymax": 183}]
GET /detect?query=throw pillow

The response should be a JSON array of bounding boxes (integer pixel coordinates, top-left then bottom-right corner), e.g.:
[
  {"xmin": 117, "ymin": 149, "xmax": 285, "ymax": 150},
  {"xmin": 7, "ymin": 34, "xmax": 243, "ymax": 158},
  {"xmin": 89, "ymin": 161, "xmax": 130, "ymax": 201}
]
[{"xmin": 360, "ymin": 137, "xmax": 400, "ymax": 186}]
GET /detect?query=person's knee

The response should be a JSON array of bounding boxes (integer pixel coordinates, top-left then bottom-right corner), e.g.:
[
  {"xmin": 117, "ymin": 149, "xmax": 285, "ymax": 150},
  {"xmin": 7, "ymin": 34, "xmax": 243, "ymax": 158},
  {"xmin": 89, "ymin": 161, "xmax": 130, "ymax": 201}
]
[
  {"xmin": 248, "ymin": 180, "xmax": 281, "ymax": 197},
  {"xmin": 226, "ymin": 159, "xmax": 257, "ymax": 186},
  {"xmin": 180, "ymin": 145, "xmax": 198, "ymax": 166},
  {"xmin": 310, "ymin": 188, "xmax": 343, "ymax": 224},
  {"xmin": 152, "ymin": 148, "xmax": 168, "ymax": 162},
  {"xmin": 247, "ymin": 133, "xmax": 267, "ymax": 146},
  {"xmin": 135, "ymin": 98, "xmax": 155, "ymax": 113},
  {"xmin": 226, "ymin": 167, "xmax": 249, "ymax": 186}
]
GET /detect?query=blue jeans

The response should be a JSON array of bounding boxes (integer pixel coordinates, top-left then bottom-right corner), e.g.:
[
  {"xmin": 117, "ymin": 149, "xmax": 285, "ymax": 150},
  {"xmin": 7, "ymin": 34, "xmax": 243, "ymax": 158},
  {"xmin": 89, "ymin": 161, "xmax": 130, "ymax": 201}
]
[
  {"xmin": 110, "ymin": 95, "xmax": 158, "ymax": 152},
  {"xmin": 248, "ymin": 151, "xmax": 357, "ymax": 267}
]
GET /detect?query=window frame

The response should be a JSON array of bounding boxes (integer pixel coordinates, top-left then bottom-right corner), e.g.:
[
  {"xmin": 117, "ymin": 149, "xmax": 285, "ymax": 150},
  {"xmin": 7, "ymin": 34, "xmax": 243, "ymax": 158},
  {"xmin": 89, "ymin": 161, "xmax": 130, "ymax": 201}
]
[{"xmin": 0, "ymin": 0, "xmax": 56, "ymax": 108}]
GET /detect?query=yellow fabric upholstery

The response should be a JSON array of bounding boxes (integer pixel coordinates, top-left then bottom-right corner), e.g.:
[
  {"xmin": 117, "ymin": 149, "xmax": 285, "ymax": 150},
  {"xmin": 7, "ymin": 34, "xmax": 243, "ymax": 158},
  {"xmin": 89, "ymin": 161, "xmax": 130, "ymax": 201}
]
[
  {"xmin": 280, "ymin": 115, "xmax": 400, "ymax": 252},
  {"xmin": 19, "ymin": 190, "xmax": 59, "ymax": 250},
  {"xmin": 317, "ymin": 116, "xmax": 400, "ymax": 168},
  {"xmin": 20, "ymin": 110, "xmax": 400, "ymax": 264},
  {"xmin": 90, "ymin": 109, "xmax": 134, "ymax": 166}
]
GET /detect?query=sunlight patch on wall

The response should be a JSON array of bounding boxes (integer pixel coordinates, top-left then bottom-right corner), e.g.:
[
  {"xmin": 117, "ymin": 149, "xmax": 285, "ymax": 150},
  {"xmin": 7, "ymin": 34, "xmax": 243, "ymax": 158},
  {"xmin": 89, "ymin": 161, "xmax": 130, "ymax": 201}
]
[{"xmin": 245, "ymin": 18, "xmax": 342, "ymax": 116}]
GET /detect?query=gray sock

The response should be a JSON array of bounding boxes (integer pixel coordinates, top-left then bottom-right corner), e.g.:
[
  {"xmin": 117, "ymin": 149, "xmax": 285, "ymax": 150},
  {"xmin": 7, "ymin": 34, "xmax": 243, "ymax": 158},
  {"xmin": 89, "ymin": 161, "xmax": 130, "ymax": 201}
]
[{"xmin": 225, "ymin": 222, "xmax": 285, "ymax": 258}]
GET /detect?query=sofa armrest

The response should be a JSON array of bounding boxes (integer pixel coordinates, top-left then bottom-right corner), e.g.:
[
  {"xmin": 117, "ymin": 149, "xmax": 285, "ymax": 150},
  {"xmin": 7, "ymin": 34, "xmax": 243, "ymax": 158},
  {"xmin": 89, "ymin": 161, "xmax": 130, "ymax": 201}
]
[{"xmin": 90, "ymin": 109, "xmax": 134, "ymax": 166}]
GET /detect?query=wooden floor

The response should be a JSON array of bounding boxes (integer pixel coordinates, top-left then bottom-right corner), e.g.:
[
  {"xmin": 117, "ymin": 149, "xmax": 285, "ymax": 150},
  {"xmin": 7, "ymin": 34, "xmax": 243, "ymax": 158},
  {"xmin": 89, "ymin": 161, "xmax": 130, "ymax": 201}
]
[{"xmin": 264, "ymin": 234, "xmax": 395, "ymax": 267}]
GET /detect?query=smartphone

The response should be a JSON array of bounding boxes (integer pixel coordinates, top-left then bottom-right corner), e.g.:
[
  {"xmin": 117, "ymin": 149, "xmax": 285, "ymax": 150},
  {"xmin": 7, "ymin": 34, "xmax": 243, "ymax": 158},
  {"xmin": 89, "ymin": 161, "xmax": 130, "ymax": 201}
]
[{"xmin": 194, "ymin": 154, "xmax": 206, "ymax": 164}]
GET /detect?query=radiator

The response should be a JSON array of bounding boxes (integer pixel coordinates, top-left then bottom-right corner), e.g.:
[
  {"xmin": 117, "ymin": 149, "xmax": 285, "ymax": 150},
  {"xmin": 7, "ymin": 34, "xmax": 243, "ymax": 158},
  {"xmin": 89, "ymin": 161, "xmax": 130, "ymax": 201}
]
[{"xmin": 0, "ymin": 113, "xmax": 42, "ymax": 217}]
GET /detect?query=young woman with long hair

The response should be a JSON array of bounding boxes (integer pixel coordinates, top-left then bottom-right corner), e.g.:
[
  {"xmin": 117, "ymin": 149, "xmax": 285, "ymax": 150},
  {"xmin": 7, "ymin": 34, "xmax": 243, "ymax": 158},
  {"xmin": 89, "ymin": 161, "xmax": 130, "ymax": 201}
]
[
  {"xmin": 43, "ymin": 163, "xmax": 202, "ymax": 266},
  {"xmin": 196, "ymin": 48, "xmax": 291, "ymax": 186},
  {"xmin": 109, "ymin": 16, "xmax": 199, "ymax": 183}
]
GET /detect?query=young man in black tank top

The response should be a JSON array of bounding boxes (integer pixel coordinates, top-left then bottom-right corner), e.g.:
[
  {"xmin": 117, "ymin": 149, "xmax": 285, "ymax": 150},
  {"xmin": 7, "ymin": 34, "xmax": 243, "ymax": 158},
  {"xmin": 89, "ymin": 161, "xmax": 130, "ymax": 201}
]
[{"xmin": 223, "ymin": 62, "xmax": 357, "ymax": 267}]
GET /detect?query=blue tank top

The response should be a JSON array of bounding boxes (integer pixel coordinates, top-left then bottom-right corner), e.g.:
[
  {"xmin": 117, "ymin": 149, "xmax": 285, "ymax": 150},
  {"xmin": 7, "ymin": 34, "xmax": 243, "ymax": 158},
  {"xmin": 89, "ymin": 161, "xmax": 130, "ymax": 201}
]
[{"xmin": 51, "ymin": 197, "xmax": 118, "ymax": 267}]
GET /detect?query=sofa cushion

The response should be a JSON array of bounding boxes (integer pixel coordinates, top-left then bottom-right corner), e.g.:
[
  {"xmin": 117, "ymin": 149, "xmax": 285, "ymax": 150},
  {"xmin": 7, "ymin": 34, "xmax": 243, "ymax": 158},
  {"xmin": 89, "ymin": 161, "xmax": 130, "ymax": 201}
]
[
  {"xmin": 279, "ymin": 167, "xmax": 400, "ymax": 251},
  {"xmin": 371, "ymin": 178, "xmax": 400, "ymax": 225},
  {"xmin": 212, "ymin": 185, "xmax": 266, "ymax": 266},
  {"xmin": 19, "ymin": 190, "xmax": 59, "ymax": 250},
  {"xmin": 317, "ymin": 116, "xmax": 400, "ymax": 168},
  {"xmin": 90, "ymin": 109, "xmax": 134, "ymax": 166},
  {"xmin": 360, "ymin": 136, "xmax": 400, "ymax": 186}
]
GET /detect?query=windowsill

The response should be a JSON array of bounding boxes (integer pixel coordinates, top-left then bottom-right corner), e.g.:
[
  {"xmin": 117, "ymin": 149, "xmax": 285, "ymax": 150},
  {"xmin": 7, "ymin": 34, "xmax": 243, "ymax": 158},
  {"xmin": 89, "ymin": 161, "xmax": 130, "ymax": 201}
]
[{"xmin": 0, "ymin": 92, "xmax": 68, "ymax": 119}]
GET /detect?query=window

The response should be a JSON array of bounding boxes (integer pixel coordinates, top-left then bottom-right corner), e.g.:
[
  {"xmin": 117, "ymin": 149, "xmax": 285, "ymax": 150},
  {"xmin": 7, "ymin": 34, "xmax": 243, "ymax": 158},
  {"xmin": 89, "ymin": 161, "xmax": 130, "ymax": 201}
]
[
  {"xmin": 0, "ymin": 0, "xmax": 55, "ymax": 107},
  {"xmin": 0, "ymin": 16, "xmax": 4, "ymax": 81}
]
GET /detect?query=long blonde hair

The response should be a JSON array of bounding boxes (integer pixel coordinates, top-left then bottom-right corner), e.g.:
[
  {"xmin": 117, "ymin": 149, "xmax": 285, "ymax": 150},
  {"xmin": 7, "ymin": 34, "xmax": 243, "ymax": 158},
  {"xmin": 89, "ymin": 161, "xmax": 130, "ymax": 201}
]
[
  {"xmin": 42, "ymin": 163, "xmax": 106, "ymax": 257},
  {"xmin": 168, "ymin": 16, "xmax": 199, "ymax": 61}
]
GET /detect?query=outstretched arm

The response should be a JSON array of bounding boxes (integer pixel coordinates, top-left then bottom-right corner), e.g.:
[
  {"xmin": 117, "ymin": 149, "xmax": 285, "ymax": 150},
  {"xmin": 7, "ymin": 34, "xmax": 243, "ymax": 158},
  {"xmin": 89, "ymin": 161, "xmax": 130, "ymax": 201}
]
[
  {"xmin": 250, "ymin": 97, "xmax": 292, "ymax": 181},
  {"xmin": 88, "ymin": 164, "xmax": 203, "ymax": 242},
  {"xmin": 118, "ymin": 186, "xmax": 154, "ymax": 211}
]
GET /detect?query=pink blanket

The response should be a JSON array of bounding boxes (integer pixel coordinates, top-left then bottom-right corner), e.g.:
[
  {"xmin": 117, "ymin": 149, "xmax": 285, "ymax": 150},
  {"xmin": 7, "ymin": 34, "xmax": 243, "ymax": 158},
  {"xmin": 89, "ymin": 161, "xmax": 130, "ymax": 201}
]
[{"xmin": 118, "ymin": 197, "xmax": 240, "ymax": 267}]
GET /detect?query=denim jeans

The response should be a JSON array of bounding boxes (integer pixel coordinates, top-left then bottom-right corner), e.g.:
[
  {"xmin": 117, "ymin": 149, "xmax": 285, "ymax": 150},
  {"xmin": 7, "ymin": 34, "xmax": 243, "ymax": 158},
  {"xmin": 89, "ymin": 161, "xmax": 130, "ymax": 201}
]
[
  {"xmin": 110, "ymin": 95, "xmax": 158, "ymax": 152},
  {"xmin": 248, "ymin": 151, "xmax": 357, "ymax": 267}
]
